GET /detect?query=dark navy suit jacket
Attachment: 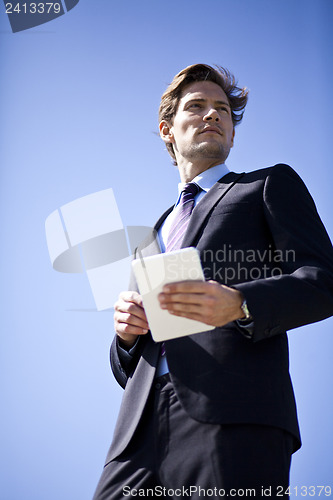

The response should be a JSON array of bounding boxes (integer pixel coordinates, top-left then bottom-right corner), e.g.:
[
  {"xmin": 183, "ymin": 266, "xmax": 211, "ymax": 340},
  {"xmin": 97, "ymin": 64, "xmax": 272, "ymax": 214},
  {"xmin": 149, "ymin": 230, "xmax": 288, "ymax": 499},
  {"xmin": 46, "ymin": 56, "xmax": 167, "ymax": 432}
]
[{"xmin": 105, "ymin": 164, "xmax": 333, "ymax": 465}]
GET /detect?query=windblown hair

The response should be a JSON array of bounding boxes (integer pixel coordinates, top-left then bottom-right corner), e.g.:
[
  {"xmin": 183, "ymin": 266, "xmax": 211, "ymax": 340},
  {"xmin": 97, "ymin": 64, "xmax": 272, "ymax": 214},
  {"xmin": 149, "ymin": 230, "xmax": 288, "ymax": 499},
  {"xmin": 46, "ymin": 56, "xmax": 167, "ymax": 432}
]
[{"xmin": 159, "ymin": 63, "xmax": 249, "ymax": 162}]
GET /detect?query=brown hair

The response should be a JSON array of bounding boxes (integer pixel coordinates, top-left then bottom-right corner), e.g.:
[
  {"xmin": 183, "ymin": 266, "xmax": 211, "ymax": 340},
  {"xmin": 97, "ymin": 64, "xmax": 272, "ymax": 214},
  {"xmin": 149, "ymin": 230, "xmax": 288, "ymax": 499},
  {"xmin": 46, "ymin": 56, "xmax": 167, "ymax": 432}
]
[{"xmin": 159, "ymin": 63, "xmax": 249, "ymax": 162}]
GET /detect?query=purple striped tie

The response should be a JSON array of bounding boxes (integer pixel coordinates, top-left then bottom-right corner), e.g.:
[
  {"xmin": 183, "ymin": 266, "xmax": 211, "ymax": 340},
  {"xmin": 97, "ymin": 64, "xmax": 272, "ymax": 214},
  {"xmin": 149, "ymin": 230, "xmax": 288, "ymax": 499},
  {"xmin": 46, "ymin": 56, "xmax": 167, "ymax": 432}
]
[
  {"xmin": 160, "ymin": 183, "xmax": 200, "ymax": 358},
  {"xmin": 166, "ymin": 182, "xmax": 200, "ymax": 252}
]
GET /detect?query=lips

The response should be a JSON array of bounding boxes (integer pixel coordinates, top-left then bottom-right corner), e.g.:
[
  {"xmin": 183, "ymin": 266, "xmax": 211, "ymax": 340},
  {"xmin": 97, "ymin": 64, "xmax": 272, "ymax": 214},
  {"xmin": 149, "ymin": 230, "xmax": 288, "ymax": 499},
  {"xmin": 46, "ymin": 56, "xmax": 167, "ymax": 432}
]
[{"xmin": 199, "ymin": 127, "xmax": 222, "ymax": 136}]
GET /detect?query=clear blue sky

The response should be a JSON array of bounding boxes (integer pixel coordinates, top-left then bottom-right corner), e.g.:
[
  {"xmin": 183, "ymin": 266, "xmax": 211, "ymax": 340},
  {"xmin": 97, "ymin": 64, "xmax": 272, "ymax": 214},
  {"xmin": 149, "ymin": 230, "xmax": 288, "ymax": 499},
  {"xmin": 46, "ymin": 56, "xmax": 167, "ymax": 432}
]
[{"xmin": 0, "ymin": 1, "xmax": 332, "ymax": 498}]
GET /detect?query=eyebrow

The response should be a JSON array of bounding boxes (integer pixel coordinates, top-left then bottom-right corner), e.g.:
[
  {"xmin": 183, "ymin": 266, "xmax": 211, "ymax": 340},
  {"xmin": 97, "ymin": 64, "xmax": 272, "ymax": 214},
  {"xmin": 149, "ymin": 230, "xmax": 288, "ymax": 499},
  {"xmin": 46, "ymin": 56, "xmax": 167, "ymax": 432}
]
[{"xmin": 184, "ymin": 98, "xmax": 231, "ymax": 108}]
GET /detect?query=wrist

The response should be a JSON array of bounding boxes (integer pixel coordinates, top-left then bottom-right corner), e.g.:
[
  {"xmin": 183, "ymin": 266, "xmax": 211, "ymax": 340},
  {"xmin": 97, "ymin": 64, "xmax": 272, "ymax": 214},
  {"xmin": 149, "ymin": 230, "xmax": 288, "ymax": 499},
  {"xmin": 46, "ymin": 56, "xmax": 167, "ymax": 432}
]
[
  {"xmin": 227, "ymin": 287, "xmax": 248, "ymax": 323},
  {"xmin": 117, "ymin": 334, "xmax": 138, "ymax": 350}
]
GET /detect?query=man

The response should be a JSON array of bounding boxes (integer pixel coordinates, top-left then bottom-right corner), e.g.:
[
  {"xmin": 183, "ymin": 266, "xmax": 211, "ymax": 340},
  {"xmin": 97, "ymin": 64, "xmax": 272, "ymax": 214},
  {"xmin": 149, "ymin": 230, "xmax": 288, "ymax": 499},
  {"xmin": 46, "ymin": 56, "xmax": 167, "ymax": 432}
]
[{"xmin": 93, "ymin": 64, "xmax": 333, "ymax": 499}]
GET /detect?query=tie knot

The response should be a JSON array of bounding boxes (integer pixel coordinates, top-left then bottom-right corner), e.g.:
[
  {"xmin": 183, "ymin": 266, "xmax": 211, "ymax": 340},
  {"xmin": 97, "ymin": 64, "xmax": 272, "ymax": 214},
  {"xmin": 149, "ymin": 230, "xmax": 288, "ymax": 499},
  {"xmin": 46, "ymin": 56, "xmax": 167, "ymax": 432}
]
[{"xmin": 182, "ymin": 182, "xmax": 200, "ymax": 197}]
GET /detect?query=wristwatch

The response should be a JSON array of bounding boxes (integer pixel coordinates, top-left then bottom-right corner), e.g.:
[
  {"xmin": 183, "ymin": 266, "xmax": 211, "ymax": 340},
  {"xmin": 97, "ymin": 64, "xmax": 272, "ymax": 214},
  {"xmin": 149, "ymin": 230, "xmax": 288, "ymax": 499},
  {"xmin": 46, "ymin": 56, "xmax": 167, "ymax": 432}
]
[{"xmin": 240, "ymin": 299, "xmax": 252, "ymax": 321}]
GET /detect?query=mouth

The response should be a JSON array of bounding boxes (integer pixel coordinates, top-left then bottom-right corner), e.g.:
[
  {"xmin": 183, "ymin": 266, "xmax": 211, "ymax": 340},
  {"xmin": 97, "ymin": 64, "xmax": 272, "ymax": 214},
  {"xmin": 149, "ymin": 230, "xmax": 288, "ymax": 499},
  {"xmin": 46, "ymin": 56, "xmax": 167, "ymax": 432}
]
[{"xmin": 199, "ymin": 127, "xmax": 222, "ymax": 136}]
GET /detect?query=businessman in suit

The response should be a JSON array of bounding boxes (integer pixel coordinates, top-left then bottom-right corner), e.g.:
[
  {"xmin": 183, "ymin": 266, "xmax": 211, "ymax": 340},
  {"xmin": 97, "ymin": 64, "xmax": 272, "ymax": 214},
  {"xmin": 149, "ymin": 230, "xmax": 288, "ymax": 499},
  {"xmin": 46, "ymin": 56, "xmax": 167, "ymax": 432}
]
[{"xmin": 93, "ymin": 64, "xmax": 333, "ymax": 499}]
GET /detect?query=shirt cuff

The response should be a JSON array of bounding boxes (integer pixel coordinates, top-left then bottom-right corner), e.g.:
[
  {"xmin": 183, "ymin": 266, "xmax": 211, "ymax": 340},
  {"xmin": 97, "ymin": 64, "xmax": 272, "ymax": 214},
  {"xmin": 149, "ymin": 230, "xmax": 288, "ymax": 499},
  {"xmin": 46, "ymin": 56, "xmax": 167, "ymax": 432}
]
[
  {"xmin": 236, "ymin": 319, "xmax": 254, "ymax": 339},
  {"xmin": 116, "ymin": 336, "xmax": 140, "ymax": 363}
]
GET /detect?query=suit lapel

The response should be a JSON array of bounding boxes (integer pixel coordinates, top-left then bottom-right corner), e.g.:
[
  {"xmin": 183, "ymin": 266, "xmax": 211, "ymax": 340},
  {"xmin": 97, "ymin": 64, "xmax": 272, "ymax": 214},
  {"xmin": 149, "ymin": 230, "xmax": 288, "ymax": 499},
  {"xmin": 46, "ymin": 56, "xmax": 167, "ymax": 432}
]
[
  {"xmin": 181, "ymin": 171, "xmax": 245, "ymax": 248},
  {"xmin": 155, "ymin": 206, "xmax": 174, "ymax": 231},
  {"xmin": 137, "ymin": 172, "xmax": 244, "ymax": 257},
  {"xmin": 137, "ymin": 206, "xmax": 173, "ymax": 257}
]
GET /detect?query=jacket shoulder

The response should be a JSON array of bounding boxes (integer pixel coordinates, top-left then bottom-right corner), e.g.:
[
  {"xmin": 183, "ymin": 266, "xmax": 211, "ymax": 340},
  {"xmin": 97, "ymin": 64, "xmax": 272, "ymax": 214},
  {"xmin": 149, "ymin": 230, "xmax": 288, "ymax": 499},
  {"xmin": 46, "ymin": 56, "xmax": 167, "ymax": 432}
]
[{"xmin": 240, "ymin": 163, "xmax": 299, "ymax": 182}]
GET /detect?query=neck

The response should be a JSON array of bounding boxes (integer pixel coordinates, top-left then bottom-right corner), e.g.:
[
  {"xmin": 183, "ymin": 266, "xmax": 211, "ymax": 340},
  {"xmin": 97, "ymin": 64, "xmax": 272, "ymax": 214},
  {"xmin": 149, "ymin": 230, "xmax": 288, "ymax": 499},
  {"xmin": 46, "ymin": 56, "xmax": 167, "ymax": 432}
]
[{"xmin": 177, "ymin": 159, "xmax": 223, "ymax": 183}]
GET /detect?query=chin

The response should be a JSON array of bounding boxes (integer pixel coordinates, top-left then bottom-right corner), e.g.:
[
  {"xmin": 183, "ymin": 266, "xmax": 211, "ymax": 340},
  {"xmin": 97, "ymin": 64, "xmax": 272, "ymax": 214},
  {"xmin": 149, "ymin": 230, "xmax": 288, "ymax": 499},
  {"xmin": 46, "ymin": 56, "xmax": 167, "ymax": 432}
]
[{"xmin": 191, "ymin": 143, "xmax": 229, "ymax": 159}]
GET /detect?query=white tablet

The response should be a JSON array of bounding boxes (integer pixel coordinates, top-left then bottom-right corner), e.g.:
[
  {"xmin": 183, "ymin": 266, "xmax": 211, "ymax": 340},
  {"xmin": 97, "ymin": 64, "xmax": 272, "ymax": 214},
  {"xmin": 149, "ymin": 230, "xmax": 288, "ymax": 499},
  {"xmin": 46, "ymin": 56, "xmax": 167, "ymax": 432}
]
[{"xmin": 132, "ymin": 247, "xmax": 212, "ymax": 342}]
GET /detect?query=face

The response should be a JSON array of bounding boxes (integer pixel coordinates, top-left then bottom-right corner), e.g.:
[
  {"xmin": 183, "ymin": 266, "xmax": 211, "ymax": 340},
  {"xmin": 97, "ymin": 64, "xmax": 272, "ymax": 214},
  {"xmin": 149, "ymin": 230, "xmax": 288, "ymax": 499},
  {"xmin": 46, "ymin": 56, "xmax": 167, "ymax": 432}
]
[{"xmin": 160, "ymin": 80, "xmax": 235, "ymax": 167}]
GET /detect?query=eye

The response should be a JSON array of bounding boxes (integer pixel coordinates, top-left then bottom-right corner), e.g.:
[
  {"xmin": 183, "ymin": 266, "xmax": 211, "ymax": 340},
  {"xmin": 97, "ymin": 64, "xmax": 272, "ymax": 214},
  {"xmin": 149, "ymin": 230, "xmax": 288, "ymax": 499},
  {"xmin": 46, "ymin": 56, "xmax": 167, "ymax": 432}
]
[{"xmin": 188, "ymin": 103, "xmax": 202, "ymax": 109}]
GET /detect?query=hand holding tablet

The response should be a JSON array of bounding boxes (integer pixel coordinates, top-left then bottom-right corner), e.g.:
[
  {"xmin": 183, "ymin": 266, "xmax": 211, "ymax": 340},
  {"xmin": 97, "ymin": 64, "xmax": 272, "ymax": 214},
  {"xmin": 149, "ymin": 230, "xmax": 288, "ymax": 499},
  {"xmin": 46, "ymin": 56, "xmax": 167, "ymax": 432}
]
[{"xmin": 132, "ymin": 247, "xmax": 212, "ymax": 342}]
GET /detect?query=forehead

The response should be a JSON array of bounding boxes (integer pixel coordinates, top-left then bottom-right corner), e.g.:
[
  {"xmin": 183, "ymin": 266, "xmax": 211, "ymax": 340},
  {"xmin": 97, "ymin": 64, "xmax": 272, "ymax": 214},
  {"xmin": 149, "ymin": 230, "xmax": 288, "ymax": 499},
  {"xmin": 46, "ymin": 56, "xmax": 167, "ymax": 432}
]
[{"xmin": 179, "ymin": 80, "xmax": 229, "ymax": 106}]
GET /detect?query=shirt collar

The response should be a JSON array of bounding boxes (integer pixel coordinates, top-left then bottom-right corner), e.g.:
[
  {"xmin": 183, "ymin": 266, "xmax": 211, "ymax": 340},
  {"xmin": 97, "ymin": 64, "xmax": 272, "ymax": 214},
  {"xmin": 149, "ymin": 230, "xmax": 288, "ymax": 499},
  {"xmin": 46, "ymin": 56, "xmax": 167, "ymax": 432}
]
[{"xmin": 177, "ymin": 163, "xmax": 230, "ymax": 196}]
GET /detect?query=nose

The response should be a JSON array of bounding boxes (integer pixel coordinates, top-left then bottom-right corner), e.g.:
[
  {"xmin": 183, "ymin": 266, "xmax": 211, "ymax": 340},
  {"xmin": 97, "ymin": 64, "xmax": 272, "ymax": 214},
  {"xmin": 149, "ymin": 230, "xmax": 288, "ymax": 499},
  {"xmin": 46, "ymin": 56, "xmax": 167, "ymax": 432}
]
[{"xmin": 203, "ymin": 107, "xmax": 220, "ymax": 122}]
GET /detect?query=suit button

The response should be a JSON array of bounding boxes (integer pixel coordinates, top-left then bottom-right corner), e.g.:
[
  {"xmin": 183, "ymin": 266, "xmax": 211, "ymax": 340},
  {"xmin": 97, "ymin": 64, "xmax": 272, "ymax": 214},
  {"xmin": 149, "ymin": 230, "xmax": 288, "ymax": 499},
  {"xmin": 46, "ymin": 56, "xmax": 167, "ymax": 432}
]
[
  {"xmin": 155, "ymin": 382, "xmax": 161, "ymax": 390},
  {"xmin": 264, "ymin": 328, "xmax": 270, "ymax": 336}
]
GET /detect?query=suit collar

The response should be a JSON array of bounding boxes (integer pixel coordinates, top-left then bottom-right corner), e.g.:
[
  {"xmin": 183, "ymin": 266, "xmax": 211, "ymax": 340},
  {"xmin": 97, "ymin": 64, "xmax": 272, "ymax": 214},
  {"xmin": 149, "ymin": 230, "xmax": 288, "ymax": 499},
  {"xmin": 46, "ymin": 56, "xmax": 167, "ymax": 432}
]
[
  {"xmin": 181, "ymin": 171, "xmax": 245, "ymax": 248},
  {"xmin": 139, "ymin": 171, "xmax": 244, "ymax": 257},
  {"xmin": 154, "ymin": 205, "xmax": 174, "ymax": 232}
]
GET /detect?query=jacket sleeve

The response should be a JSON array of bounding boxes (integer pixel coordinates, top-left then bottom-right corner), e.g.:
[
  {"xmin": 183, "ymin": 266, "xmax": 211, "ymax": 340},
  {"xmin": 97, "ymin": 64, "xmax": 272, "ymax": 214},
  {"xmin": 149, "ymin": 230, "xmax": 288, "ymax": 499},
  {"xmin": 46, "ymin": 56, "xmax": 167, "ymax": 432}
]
[
  {"xmin": 109, "ymin": 249, "xmax": 147, "ymax": 388},
  {"xmin": 110, "ymin": 335, "xmax": 146, "ymax": 389},
  {"xmin": 234, "ymin": 164, "xmax": 333, "ymax": 342}
]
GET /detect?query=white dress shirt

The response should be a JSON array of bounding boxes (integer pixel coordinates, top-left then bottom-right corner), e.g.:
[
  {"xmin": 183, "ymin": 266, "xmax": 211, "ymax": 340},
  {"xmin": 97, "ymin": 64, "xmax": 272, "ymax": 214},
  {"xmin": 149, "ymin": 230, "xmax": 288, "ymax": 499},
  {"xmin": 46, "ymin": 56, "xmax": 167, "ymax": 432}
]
[
  {"xmin": 156, "ymin": 163, "xmax": 230, "ymax": 376},
  {"xmin": 158, "ymin": 163, "xmax": 229, "ymax": 252}
]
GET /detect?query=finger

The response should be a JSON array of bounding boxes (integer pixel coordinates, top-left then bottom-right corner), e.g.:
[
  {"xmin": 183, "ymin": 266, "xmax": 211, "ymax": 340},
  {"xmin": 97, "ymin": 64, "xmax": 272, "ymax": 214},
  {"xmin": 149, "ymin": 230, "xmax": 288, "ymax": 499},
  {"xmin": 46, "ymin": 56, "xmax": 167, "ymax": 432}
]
[
  {"xmin": 162, "ymin": 280, "xmax": 207, "ymax": 294},
  {"xmin": 163, "ymin": 301, "xmax": 203, "ymax": 314},
  {"xmin": 167, "ymin": 309, "xmax": 209, "ymax": 323},
  {"xmin": 115, "ymin": 321, "xmax": 149, "ymax": 337},
  {"xmin": 114, "ymin": 296, "xmax": 148, "ymax": 323},
  {"xmin": 167, "ymin": 306, "xmax": 225, "ymax": 327},
  {"xmin": 116, "ymin": 300, "xmax": 148, "ymax": 321},
  {"xmin": 159, "ymin": 292, "xmax": 205, "ymax": 306},
  {"xmin": 119, "ymin": 290, "xmax": 144, "ymax": 307},
  {"xmin": 114, "ymin": 309, "xmax": 149, "ymax": 330}
]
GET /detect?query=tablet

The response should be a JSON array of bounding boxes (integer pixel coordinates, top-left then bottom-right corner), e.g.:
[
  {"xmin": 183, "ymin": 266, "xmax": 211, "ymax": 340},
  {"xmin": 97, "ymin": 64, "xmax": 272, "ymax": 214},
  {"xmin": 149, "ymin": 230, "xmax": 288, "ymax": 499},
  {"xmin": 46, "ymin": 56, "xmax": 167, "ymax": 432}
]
[{"xmin": 132, "ymin": 247, "xmax": 212, "ymax": 342}]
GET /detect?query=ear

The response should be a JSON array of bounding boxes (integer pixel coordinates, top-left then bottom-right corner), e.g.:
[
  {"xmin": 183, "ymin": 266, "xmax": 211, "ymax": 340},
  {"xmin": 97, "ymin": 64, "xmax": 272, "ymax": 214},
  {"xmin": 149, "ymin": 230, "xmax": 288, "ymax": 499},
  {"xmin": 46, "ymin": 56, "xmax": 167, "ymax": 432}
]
[
  {"xmin": 159, "ymin": 120, "xmax": 174, "ymax": 144},
  {"xmin": 230, "ymin": 128, "xmax": 235, "ymax": 148}
]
